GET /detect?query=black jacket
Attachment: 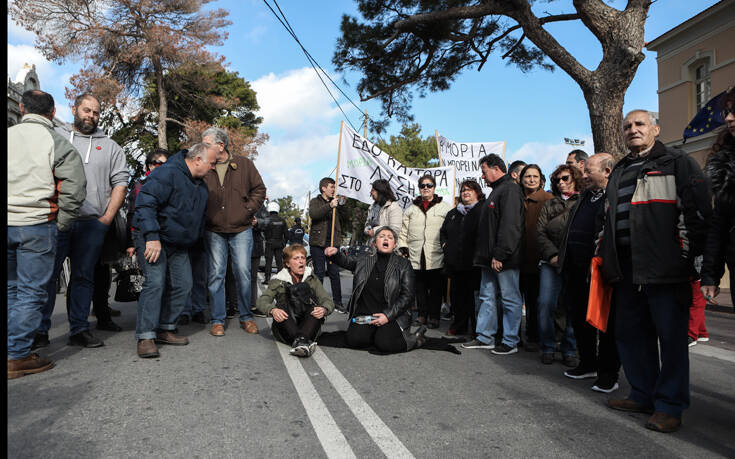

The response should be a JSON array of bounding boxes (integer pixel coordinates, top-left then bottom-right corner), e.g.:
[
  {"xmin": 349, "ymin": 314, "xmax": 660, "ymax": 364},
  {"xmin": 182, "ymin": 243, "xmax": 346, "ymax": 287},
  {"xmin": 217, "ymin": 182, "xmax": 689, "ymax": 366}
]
[
  {"xmin": 597, "ymin": 141, "xmax": 711, "ymax": 285},
  {"xmin": 440, "ymin": 202, "xmax": 483, "ymax": 274},
  {"xmin": 133, "ymin": 152, "xmax": 208, "ymax": 247},
  {"xmin": 288, "ymin": 224, "xmax": 305, "ymax": 244},
  {"xmin": 251, "ymin": 205, "xmax": 268, "ymax": 258},
  {"xmin": 701, "ymin": 146, "xmax": 735, "ymax": 286},
  {"xmin": 264, "ymin": 213, "xmax": 288, "ymax": 247},
  {"xmin": 473, "ymin": 174, "xmax": 525, "ymax": 269},
  {"xmin": 329, "ymin": 250, "xmax": 415, "ymax": 330},
  {"xmin": 558, "ymin": 189, "xmax": 606, "ymax": 271}
]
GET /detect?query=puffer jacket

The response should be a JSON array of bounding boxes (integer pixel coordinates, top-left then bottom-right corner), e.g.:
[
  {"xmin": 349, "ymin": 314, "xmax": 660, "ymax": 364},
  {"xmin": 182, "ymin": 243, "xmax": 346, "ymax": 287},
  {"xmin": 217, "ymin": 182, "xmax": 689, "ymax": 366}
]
[
  {"xmin": 596, "ymin": 141, "xmax": 711, "ymax": 285},
  {"xmin": 398, "ymin": 195, "xmax": 451, "ymax": 270},
  {"xmin": 132, "ymin": 152, "xmax": 209, "ymax": 247},
  {"xmin": 701, "ymin": 145, "xmax": 735, "ymax": 286},
  {"xmin": 440, "ymin": 202, "xmax": 483, "ymax": 274},
  {"xmin": 255, "ymin": 266, "xmax": 335, "ymax": 343},
  {"xmin": 473, "ymin": 174, "xmax": 525, "ymax": 269},
  {"xmin": 536, "ymin": 194, "xmax": 580, "ymax": 266}
]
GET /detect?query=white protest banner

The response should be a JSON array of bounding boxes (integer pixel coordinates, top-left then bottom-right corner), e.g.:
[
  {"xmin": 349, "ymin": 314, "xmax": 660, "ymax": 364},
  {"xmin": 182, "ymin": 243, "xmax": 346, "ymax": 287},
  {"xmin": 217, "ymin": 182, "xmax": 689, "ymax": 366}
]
[
  {"xmin": 436, "ymin": 132, "xmax": 505, "ymax": 196},
  {"xmin": 337, "ymin": 122, "xmax": 454, "ymax": 210}
]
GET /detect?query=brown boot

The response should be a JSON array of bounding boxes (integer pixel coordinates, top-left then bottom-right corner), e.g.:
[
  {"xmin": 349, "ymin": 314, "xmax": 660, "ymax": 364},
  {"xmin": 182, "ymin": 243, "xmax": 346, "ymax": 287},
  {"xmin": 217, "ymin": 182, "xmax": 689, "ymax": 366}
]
[
  {"xmin": 210, "ymin": 323, "xmax": 225, "ymax": 337},
  {"xmin": 8, "ymin": 353, "xmax": 54, "ymax": 379},
  {"xmin": 155, "ymin": 331, "xmax": 189, "ymax": 346},
  {"xmin": 137, "ymin": 339, "xmax": 160, "ymax": 358},
  {"xmin": 607, "ymin": 398, "xmax": 654, "ymax": 414},
  {"xmin": 240, "ymin": 320, "xmax": 259, "ymax": 334},
  {"xmin": 645, "ymin": 412, "xmax": 682, "ymax": 433}
]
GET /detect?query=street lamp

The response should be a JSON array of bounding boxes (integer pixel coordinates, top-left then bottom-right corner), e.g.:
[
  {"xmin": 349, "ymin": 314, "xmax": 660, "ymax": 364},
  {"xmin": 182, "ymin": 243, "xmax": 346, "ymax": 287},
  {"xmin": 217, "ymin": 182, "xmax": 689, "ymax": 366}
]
[{"xmin": 564, "ymin": 138, "xmax": 585, "ymax": 146}]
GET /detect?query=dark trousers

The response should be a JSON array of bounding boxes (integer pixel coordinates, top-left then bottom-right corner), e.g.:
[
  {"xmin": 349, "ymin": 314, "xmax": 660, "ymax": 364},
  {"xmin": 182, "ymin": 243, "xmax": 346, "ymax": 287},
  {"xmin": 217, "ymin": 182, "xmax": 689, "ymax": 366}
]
[
  {"xmin": 273, "ymin": 312, "xmax": 322, "ymax": 344},
  {"xmin": 614, "ymin": 264, "xmax": 691, "ymax": 417},
  {"xmin": 565, "ymin": 265, "xmax": 620, "ymax": 377},
  {"xmin": 264, "ymin": 242, "xmax": 284, "ymax": 281},
  {"xmin": 68, "ymin": 258, "xmax": 112, "ymax": 323},
  {"xmin": 415, "ymin": 269, "xmax": 443, "ymax": 321},
  {"xmin": 449, "ymin": 270, "xmax": 479, "ymax": 334},
  {"xmin": 345, "ymin": 321, "xmax": 407, "ymax": 354},
  {"xmin": 250, "ymin": 256, "xmax": 259, "ymax": 307},
  {"xmin": 519, "ymin": 271, "xmax": 540, "ymax": 343},
  {"xmin": 311, "ymin": 245, "xmax": 343, "ymax": 306}
]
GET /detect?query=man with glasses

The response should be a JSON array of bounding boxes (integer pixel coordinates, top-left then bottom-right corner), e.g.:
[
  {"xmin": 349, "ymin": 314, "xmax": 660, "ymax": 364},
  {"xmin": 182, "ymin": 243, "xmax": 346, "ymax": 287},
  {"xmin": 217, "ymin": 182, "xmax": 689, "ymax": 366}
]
[
  {"xmin": 201, "ymin": 127, "xmax": 266, "ymax": 337},
  {"xmin": 463, "ymin": 154, "xmax": 524, "ymax": 355},
  {"xmin": 598, "ymin": 110, "xmax": 711, "ymax": 433}
]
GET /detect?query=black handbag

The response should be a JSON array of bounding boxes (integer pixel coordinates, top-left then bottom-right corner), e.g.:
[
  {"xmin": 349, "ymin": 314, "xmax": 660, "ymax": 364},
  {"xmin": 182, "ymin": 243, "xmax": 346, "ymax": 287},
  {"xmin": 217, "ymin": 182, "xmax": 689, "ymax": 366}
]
[{"xmin": 114, "ymin": 255, "xmax": 144, "ymax": 302}]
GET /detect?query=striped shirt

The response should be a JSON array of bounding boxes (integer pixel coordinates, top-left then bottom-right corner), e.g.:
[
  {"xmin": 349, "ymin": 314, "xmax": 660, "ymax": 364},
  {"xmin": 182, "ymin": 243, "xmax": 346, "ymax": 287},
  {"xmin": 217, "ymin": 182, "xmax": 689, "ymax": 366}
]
[{"xmin": 615, "ymin": 156, "xmax": 646, "ymax": 256}]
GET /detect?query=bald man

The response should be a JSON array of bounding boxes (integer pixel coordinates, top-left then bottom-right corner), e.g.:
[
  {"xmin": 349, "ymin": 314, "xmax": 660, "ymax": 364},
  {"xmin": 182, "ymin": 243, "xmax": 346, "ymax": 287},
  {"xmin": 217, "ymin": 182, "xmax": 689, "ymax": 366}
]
[{"xmin": 557, "ymin": 153, "xmax": 621, "ymax": 393}]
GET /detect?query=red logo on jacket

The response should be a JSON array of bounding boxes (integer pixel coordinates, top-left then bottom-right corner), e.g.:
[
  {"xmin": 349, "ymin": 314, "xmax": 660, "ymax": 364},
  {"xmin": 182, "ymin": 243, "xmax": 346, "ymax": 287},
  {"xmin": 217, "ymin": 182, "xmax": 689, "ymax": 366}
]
[{"xmin": 488, "ymin": 201, "xmax": 495, "ymax": 209}]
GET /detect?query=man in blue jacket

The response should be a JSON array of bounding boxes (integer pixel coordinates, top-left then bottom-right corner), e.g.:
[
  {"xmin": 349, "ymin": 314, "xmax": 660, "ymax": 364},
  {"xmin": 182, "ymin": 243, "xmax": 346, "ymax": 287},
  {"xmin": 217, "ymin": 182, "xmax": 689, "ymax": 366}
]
[{"xmin": 131, "ymin": 142, "xmax": 217, "ymax": 358}]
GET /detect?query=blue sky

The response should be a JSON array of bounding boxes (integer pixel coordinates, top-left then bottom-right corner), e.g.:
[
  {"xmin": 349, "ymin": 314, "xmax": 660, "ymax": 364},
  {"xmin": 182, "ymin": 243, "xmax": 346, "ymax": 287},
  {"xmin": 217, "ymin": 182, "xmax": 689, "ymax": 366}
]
[{"xmin": 7, "ymin": 0, "xmax": 720, "ymax": 208}]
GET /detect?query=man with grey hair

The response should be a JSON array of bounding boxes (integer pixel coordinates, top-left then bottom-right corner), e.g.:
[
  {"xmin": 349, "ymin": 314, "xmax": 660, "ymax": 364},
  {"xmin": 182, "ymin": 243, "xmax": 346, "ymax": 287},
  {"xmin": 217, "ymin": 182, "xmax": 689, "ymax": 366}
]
[
  {"xmin": 131, "ymin": 142, "xmax": 217, "ymax": 358},
  {"xmin": 597, "ymin": 109, "xmax": 711, "ymax": 432},
  {"xmin": 201, "ymin": 127, "xmax": 266, "ymax": 337}
]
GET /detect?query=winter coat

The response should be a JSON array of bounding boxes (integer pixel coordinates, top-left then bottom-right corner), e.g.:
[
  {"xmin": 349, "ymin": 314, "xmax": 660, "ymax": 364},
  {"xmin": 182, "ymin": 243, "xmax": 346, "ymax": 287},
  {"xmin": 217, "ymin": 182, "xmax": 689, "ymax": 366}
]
[
  {"xmin": 132, "ymin": 152, "xmax": 209, "ymax": 247},
  {"xmin": 536, "ymin": 194, "xmax": 580, "ymax": 266},
  {"xmin": 54, "ymin": 122, "xmax": 129, "ymax": 219},
  {"xmin": 597, "ymin": 141, "xmax": 711, "ymax": 285},
  {"xmin": 522, "ymin": 189, "xmax": 554, "ymax": 273},
  {"xmin": 701, "ymin": 145, "xmax": 735, "ymax": 287},
  {"xmin": 365, "ymin": 200, "xmax": 403, "ymax": 236},
  {"xmin": 398, "ymin": 195, "xmax": 451, "ymax": 271},
  {"xmin": 8, "ymin": 114, "xmax": 87, "ymax": 231},
  {"xmin": 288, "ymin": 224, "xmax": 306, "ymax": 245},
  {"xmin": 255, "ymin": 266, "xmax": 334, "ymax": 343},
  {"xmin": 440, "ymin": 202, "xmax": 483, "ymax": 274},
  {"xmin": 264, "ymin": 213, "xmax": 288, "ymax": 247},
  {"xmin": 473, "ymin": 174, "xmax": 525, "ymax": 270},
  {"xmin": 203, "ymin": 155, "xmax": 266, "ymax": 234},
  {"xmin": 308, "ymin": 195, "xmax": 344, "ymax": 248},
  {"xmin": 251, "ymin": 205, "xmax": 268, "ymax": 258}
]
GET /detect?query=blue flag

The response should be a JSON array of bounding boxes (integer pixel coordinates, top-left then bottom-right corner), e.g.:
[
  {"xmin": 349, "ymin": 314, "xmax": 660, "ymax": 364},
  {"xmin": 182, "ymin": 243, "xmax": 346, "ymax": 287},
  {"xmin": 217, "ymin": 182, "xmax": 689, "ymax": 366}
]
[{"xmin": 683, "ymin": 91, "xmax": 725, "ymax": 143}]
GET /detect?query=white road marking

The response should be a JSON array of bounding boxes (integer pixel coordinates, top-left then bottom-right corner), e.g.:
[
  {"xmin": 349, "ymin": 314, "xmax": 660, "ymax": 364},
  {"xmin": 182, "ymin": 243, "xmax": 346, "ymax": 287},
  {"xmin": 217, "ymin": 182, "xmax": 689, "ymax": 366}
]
[
  {"xmin": 690, "ymin": 344, "xmax": 735, "ymax": 363},
  {"xmin": 275, "ymin": 340, "xmax": 356, "ymax": 459},
  {"xmin": 312, "ymin": 351, "xmax": 415, "ymax": 459}
]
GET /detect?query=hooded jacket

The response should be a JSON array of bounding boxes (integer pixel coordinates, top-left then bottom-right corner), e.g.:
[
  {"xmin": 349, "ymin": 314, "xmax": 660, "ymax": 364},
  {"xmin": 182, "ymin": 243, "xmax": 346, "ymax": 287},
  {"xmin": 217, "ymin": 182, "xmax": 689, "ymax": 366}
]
[
  {"xmin": 398, "ymin": 195, "xmax": 451, "ymax": 270},
  {"xmin": 596, "ymin": 141, "xmax": 711, "ymax": 285},
  {"xmin": 132, "ymin": 152, "xmax": 209, "ymax": 247},
  {"xmin": 473, "ymin": 174, "xmax": 525, "ymax": 270},
  {"xmin": 54, "ymin": 123, "xmax": 129, "ymax": 219},
  {"xmin": 701, "ymin": 145, "xmax": 735, "ymax": 286},
  {"xmin": 8, "ymin": 114, "xmax": 87, "ymax": 231}
]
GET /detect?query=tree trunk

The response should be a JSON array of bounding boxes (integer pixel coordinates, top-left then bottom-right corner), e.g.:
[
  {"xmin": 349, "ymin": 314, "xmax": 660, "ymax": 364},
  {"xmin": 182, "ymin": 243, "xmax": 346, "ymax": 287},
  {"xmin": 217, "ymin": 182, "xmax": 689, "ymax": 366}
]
[
  {"xmin": 154, "ymin": 58, "xmax": 168, "ymax": 150},
  {"xmin": 582, "ymin": 83, "xmax": 626, "ymax": 158}
]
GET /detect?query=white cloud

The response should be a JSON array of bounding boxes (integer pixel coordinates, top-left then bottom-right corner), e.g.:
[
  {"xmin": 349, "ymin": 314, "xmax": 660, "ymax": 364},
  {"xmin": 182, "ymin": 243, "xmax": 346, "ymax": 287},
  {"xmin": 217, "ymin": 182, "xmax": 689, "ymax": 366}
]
[
  {"xmin": 251, "ymin": 67, "xmax": 348, "ymax": 134},
  {"xmin": 7, "ymin": 44, "xmax": 54, "ymax": 83},
  {"xmin": 509, "ymin": 135, "xmax": 594, "ymax": 177},
  {"xmin": 7, "ymin": 17, "xmax": 37, "ymax": 43}
]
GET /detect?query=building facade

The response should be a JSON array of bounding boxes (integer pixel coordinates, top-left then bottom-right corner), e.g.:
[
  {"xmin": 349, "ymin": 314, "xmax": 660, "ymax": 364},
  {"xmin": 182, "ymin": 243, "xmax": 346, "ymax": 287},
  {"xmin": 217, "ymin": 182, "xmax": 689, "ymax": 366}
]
[{"xmin": 7, "ymin": 63, "xmax": 65, "ymax": 127}]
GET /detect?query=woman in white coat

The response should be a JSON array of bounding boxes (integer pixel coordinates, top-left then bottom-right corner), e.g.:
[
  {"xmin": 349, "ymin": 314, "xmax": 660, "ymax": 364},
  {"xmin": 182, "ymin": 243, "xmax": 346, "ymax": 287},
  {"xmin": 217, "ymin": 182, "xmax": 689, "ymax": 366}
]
[
  {"xmin": 398, "ymin": 174, "xmax": 451, "ymax": 328},
  {"xmin": 364, "ymin": 179, "xmax": 403, "ymax": 238}
]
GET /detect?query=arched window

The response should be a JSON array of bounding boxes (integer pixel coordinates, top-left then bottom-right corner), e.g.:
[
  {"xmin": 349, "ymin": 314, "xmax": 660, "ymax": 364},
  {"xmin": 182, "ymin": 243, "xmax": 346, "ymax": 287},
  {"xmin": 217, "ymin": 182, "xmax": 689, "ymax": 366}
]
[{"xmin": 694, "ymin": 62, "xmax": 711, "ymax": 112}]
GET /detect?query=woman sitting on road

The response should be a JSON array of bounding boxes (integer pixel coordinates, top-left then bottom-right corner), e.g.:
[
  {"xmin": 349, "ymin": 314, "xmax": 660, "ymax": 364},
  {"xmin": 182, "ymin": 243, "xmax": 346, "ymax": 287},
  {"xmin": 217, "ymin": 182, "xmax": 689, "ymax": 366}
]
[
  {"xmin": 325, "ymin": 226, "xmax": 427, "ymax": 354},
  {"xmin": 256, "ymin": 244, "xmax": 334, "ymax": 357}
]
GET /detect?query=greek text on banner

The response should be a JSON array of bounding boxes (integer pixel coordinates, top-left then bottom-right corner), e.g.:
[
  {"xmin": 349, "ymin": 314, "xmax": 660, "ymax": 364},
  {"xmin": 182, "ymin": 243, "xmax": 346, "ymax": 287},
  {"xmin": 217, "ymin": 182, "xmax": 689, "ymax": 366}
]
[{"xmin": 437, "ymin": 134, "xmax": 504, "ymax": 196}]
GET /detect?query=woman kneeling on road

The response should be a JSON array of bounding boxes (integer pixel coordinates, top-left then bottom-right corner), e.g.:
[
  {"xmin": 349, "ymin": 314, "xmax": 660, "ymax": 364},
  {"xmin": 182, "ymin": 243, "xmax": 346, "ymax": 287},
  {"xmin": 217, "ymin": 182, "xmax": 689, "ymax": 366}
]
[
  {"xmin": 325, "ymin": 227, "xmax": 427, "ymax": 354},
  {"xmin": 256, "ymin": 244, "xmax": 334, "ymax": 357}
]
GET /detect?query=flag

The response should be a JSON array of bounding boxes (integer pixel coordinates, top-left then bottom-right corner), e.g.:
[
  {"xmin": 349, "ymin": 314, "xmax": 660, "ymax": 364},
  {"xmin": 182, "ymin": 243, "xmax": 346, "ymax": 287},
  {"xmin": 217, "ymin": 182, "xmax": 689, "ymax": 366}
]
[{"xmin": 683, "ymin": 91, "xmax": 726, "ymax": 143}]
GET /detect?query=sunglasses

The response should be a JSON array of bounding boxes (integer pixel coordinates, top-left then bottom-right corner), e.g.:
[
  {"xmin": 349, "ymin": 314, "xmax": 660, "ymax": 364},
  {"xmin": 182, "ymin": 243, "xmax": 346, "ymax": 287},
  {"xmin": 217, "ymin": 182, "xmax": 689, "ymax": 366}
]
[
  {"xmin": 552, "ymin": 175, "xmax": 571, "ymax": 184},
  {"xmin": 722, "ymin": 107, "xmax": 735, "ymax": 118},
  {"xmin": 148, "ymin": 160, "xmax": 165, "ymax": 166},
  {"xmin": 419, "ymin": 183, "xmax": 435, "ymax": 189}
]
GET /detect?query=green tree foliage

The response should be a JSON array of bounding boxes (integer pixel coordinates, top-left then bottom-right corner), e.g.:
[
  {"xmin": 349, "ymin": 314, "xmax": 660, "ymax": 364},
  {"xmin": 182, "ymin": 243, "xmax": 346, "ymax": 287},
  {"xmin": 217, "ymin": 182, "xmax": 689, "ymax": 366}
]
[
  {"xmin": 376, "ymin": 122, "xmax": 438, "ymax": 168},
  {"xmin": 275, "ymin": 196, "xmax": 304, "ymax": 227}
]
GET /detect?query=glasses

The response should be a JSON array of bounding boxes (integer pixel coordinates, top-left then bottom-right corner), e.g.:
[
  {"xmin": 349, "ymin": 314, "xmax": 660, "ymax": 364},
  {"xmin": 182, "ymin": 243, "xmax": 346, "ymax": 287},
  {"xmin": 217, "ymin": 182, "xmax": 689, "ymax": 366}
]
[
  {"xmin": 148, "ymin": 160, "xmax": 165, "ymax": 166},
  {"xmin": 723, "ymin": 107, "xmax": 735, "ymax": 118},
  {"xmin": 553, "ymin": 175, "xmax": 571, "ymax": 184},
  {"xmin": 419, "ymin": 183, "xmax": 434, "ymax": 189}
]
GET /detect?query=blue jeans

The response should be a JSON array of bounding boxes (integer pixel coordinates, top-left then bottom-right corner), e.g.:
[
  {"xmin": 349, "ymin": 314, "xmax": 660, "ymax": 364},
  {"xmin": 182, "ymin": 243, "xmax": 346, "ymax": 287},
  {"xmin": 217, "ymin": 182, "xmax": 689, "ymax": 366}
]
[
  {"xmin": 537, "ymin": 263, "xmax": 577, "ymax": 356},
  {"xmin": 311, "ymin": 245, "xmax": 343, "ymax": 306},
  {"xmin": 475, "ymin": 267, "xmax": 523, "ymax": 347},
  {"xmin": 8, "ymin": 223, "xmax": 58, "ymax": 359},
  {"xmin": 133, "ymin": 232, "xmax": 192, "ymax": 340},
  {"xmin": 205, "ymin": 230, "xmax": 253, "ymax": 324},
  {"xmin": 40, "ymin": 218, "xmax": 109, "ymax": 336},
  {"xmin": 183, "ymin": 242, "xmax": 208, "ymax": 316}
]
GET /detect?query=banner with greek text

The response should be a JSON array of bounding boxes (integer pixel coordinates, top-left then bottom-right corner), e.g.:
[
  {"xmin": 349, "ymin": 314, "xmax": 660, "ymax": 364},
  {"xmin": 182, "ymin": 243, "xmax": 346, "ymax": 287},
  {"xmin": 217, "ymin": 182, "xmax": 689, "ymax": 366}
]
[
  {"xmin": 338, "ymin": 123, "xmax": 454, "ymax": 210},
  {"xmin": 437, "ymin": 134, "xmax": 505, "ymax": 197}
]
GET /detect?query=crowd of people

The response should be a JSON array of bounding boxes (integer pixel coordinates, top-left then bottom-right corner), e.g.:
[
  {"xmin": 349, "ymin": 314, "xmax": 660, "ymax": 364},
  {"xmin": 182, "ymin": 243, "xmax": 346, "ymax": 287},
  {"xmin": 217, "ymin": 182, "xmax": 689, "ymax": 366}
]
[{"xmin": 8, "ymin": 87, "xmax": 735, "ymax": 435}]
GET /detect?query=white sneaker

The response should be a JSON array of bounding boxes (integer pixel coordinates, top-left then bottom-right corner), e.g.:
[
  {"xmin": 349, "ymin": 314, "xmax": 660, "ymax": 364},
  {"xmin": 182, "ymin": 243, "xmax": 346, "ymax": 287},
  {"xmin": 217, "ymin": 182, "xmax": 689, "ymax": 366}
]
[
  {"xmin": 697, "ymin": 336, "xmax": 710, "ymax": 343},
  {"xmin": 688, "ymin": 337, "xmax": 697, "ymax": 348}
]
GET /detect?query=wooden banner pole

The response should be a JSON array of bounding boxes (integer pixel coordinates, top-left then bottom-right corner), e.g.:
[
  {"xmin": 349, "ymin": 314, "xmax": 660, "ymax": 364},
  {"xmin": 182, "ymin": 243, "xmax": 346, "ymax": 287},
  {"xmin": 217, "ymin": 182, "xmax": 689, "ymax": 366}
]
[
  {"xmin": 330, "ymin": 120, "xmax": 344, "ymax": 249},
  {"xmin": 435, "ymin": 130, "xmax": 443, "ymax": 166}
]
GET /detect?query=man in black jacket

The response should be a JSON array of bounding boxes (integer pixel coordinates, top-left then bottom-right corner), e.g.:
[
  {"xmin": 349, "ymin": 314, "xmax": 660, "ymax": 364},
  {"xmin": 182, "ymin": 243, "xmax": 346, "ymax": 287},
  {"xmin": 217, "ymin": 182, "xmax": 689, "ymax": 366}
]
[
  {"xmin": 599, "ymin": 110, "xmax": 711, "ymax": 433},
  {"xmin": 462, "ymin": 154, "xmax": 525, "ymax": 355},
  {"xmin": 288, "ymin": 217, "xmax": 306, "ymax": 245},
  {"xmin": 558, "ymin": 153, "xmax": 620, "ymax": 393},
  {"xmin": 263, "ymin": 201, "xmax": 288, "ymax": 283}
]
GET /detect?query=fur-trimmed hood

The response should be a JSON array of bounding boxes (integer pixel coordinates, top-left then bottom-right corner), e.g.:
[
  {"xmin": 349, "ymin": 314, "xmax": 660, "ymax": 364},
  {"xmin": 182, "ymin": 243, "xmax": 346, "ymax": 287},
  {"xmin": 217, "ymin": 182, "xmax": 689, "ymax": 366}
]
[
  {"xmin": 705, "ymin": 147, "xmax": 735, "ymax": 208},
  {"xmin": 272, "ymin": 266, "xmax": 316, "ymax": 284}
]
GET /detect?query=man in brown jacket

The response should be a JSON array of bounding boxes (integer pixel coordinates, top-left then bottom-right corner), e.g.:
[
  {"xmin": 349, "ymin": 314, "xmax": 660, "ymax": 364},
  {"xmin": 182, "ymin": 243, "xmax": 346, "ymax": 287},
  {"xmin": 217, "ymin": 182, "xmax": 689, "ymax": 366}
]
[{"xmin": 202, "ymin": 127, "xmax": 266, "ymax": 336}]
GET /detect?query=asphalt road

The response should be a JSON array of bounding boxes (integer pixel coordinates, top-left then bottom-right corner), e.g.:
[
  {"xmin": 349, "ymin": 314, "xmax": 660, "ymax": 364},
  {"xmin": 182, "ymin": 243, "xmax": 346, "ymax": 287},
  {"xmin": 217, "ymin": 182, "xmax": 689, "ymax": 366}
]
[{"xmin": 8, "ymin": 270, "xmax": 735, "ymax": 458}]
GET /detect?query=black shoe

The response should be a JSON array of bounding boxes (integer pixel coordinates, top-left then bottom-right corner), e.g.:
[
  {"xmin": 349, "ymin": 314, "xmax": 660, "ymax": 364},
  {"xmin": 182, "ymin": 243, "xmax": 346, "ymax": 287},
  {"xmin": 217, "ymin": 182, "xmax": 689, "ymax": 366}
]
[
  {"xmin": 68, "ymin": 331, "xmax": 104, "ymax": 348},
  {"xmin": 491, "ymin": 343, "xmax": 518, "ymax": 355},
  {"xmin": 178, "ymin": 315, "xmax": 191, "ymax": 326},
  {"xmin": 564, "ymin": 365, "xmax": 597, "ymax": 380},
  {"xmin": 31, "ymin": 333, "xmax": 50, "ymax": 350},
  {"xmin": 108, "ymin": 307, "xmax": 122, "ymax": 317},
  {"xmin": 96, "ymin": 319, "xmax": 122, "ymax": 332},
  {"xmin": 592, "ymin": 373, "xmax": 620, "ymax": 393},
  {"xmin": 191, "ymin": 311, "xmax": 208, "ymax": 324},
  {"xmin": 334, "ymin": 305, "xmax": 348, "ymax": 314},
  {"xmin": 290, "ymin": 336, "xmax": 311, "ymax": 357},
  {"xmin": 562, "ymin": 355, "xmax": 578, "ymax": 368},
  {"xmin": 226, "ymin": 307, "xmax": 238, "ymax": 319}
]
